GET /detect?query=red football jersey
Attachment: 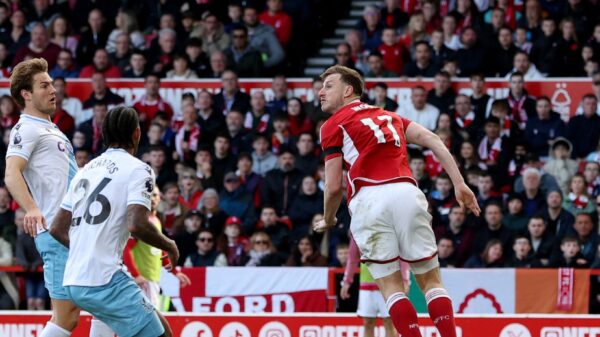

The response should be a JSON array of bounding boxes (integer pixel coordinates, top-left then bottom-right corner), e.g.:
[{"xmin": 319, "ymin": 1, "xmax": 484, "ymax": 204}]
[{"xmin": 320, "ymin": 101, "xmax": 416, "ymax": 200}]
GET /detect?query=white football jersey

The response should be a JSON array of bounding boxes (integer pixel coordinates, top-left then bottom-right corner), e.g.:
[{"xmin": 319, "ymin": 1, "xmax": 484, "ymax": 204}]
[
  {"xmin": 61, "ymin": 148, "xmax": 155, "ymax": 287},
  {"xmin": 6, "ymin": 114, "xmax": 78, "ymax": 232}
]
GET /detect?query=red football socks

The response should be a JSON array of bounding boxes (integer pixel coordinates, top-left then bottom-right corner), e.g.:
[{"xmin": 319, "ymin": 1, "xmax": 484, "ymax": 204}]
[
  {"xmin": 425, "ymin": 288, "xmax": 457, "ymax": 337},
  {"xmin": 386, "ymin": 292, "xmax": 422, "ymax": 337}
]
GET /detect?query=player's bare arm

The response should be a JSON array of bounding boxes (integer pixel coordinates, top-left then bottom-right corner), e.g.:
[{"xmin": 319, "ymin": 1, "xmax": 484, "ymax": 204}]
[
  {"xmin": 405, "ymin": 122, "xmax": 481, "ymax": 216},
  {"xmin": 127, "ymin": 204, "xmax": 179, "ymax": 270},
  {"xmin": 314, "ymin": 156, "xmax": 344, "ymax": 233},
  {"xmin": 49, "ymin": 208, "xmax": 73, "ymax": 247},
  {"xmin": 4, "ymin": 156, "xmax": 47, "ymax": 236}
]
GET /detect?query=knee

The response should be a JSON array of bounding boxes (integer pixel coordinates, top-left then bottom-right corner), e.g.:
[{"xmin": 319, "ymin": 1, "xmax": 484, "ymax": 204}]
[
  {"xmin": 363, "ymin": 318, "xmax": 376, "ymax": 328},
  {"xmin": 54, "ymin": 312, "xmax": 79, "ymax": 331}
]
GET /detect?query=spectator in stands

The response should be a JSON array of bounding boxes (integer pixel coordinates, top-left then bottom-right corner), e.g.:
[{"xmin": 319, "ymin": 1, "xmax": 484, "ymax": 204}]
[
  {"xmin": 78, "ymin": 102, "xmax": 107, "ymax": 155},
  {"xmin": 503, "ymin": 194, "xmax": 529, "ymax": 233},
  {"xmin": 356, "ymin": 5, "xmax": 384, "ymax": 52},
  {"xmin": 345, "ymin": 30, "xmax": 369, "ymax": 74},
  {"xmin": 505, "ymin": 235, "xmax": 535, "ymax": 267},
  {"xmin": 79, "ymin": 48, "xmax": 122, "ymax": 78},
  {"xmin": 572, "ymin": 213, "xmax": 599, "ymax": 262},
  {"xmin": 403, "ymin": 41, "xmax": 438, "ymax": 77},
  {"xmin": 82, "ymin": 72, "xmax": 125, "ymax": 116},
  {"xmin": 208, "ymin": 50, "xmax": 228, "ymax": 79},
  {"xmin": 514, "ymin": 27, "xmax": 533, "ymax": 54},
  {"xmin": 427, "ymin": 71, "xmax": 456, "ymax": 114},
  {"xmin": 397, "ymin": 85, "xmax": 439, "ymax": 131},
  {"xmin": 149, "ymin": 28, "xmax": 177, "ymax": 75},
  {"xmin": 243, "ymin": 6, "xmax": 285, "ymax": 71},
  {"xmin": 219, "ymin": 216, "xmax": 248, "ymax": 266},
  {"xmin": 251, "ymin": 134, "xmax": 278, "ymax": 177},
  {"xmin": 221, "ymin": 110, "xmax": 249, "ymax": 157},
  {"xmin": 166, "ymin": 54, "xmax": 198, "ymax": 80},
  {"xmin": 196, "ymin": 90, "xmax": 225, "ymax": 145},
  {"xmin": 518, "ymin": 167, "xmax": 548, "ymax": 216},
  {"xmin": 367, "ymin": 82, "xmax": 397, "ymax": 112},
  {"xmin": 563, "ymin": 173, "xmax": 596, "ymax": 216},
  {"xmin": 295, "ymin": 133, "xmax": 319, "ymax": 176},
  {"xmin": 49, "ymin": 49, "xmax": 79, "ymax": 79},
  {"xmin": 0, "ymin": 187, "xmax": 15, "ymax": 245},
  {"xmin": 192, "ymin": 147, "xmax": 217, "ymax": 192},
  {"xmin": 184, "ymin": 229, "xmax": 228, "ymax": 267},
  {"xmin": 286, "ymin": 97, "xmax": 313, "ymax": 137},
  {"xmin": 464, "ymin": 239, "xmax": 505, "ymax": 268},
  {"xmin": 0, "ymin": 42, "xmax": 10, "ymax": 77},
  {"xmin": 525, "ymin": 216, "xmax": 555, "ymax": 266},
  {"xmin": 225, "ymin": 24, "xmax": 264, "ymax": 78},
  {"xmin": 245, "ymin": 91, "xmax": 272, "ymax": 134},
  {"xmin": 185, "ymin": 38, "xmax": 210, "ymax": 77},
  {"xmin": 543, "ymin": 138, "xmax": 578, "ymax": 194},
  {"xmin": 458, "ymin": 140, "xmax": 486, "ymax": 172},
  {"xmin": 262, "ymin": 149, "xmax": 303, "ymax": 216},
  {"xmin": 518, "ymin": 0, "xmax": 543, "ymax": 40},
  {"xmin": 333, "ymin": 42, "xmax": 357, "ymax": 70},
  {"xmin": 0, "ymin": 233, "xmax": 16, "ymax": 309},
  {"xmin": 106, "ymin": 8, "xmax": 145, "ymax": 54},
  {"xmin": 549, "ymin": 236, "xmax": 590, "ymax": 268},
  {"xmin": 430, "ymin": 29, "xmax": 454, "ymax": 69},
  {"xmin": 489, "ymin": 27, "xmax": 518, "ymax": 77},
  {"xmin": 220, "ymin": 172, "xmax": 256, "ymax": 232},
  {"xmin": 289, "ymin": 175, "xmax": 324, "ymax": 239},
  {"xmin": 583, "ymin": 162, "xmax": 600, "ymax": 197},
  {"xmin": 442, "ymin": 15, "xmax": 461, "ymax": 51},
  {"xmin": 178, "ymin": 167, "xmax": 203, "ymax": 210},
  {"xmin": 507, "ymin": 51, "xmax": 545, "ymax": 79},
  {"xmin": 74, "ymin": 149, "xmax": 91, "ymax": 168},
  {"xmin": 456, "ymin": 27, "xmax": 485, "ymax": 77},
  {"xmin": 365, "ymin": 51, "xmax": 396, "ymax": 77},
  {"xmin": 122, "ymin": 49, "xmax": 148, "ymax": 78},
  {"xmin": 212, "ymin": 133, "xmax": 237, "ymax": 183},
  {"xmin": 191, "ymin": 12, "xmax": 231, "ymax": 56},
  {"xmin": 0, "ymin": 95, "xmax": 19, "ymax": 129},
  {"xmin": 469, "ymin": 73, "xmax": 492, "ymax": 120},
  {"xmin": 268, "ymin": 75, "xmax": 289, "ymax": 113},
  {"xmin": 197, "ymin": 188, "xmax": 228, "ymax": 236},
  {"xmin": 259, "ymin": 0, "xmax": 293, "ymax": 48},
  {"xmin": 478, "ymin": 116, "xmax": 508, "ymax": 169},
  {"xmin": 539, "ymin": 189, "xmax": 575, "ymax": 235},
  {"xmin": 286, "ymin": 235, "xmax": 328, "ymax": 267},
  {"xmin": 568, "ymin": 94, "xmax": 600, "ymax": 159},
  {"xmin": 304, "ymin": 78, "xmax": 327, "ymax": 123},
  {"xmin": 410, "ymin": 153, "xmax": 433, "ymax": 196},
  {"xmin": 214, "ymin": 70, "xmax": 251, "ymax": 115},
  {"xmin": 434, "ymin": 204, "xmax": 476, "ymax": 266},
  {"xmin": 158, "ymin": 182, "xmax": 189, "ymax": 237},
  {"xmin": 108, "ymin": 33, "xmax": 132, "ymax": 72},
  {"xmin": 530, "ymin": 18, "xmax": 564, "ymax": 77},
  {"xmin": 256, "ymin": 206, "xmax": 290, "ymax": 253},
  {"xmin": 14, "ymin": 208, "xmax": 46, "ymax": 310},
  {"xmin": 381, "ymin": 0, "xmax": 409, "ymax": 29},
  {"xmin": 76, "ymin": 9, "xmax": 109, "ymax": 67},
  {"xmin": 148, "ymin": 146, "xmax": 177, "ymax": 190},
  {"xmin": 524, "ymin": 96, "xmax": 567, "ymax": 157},
  {"xmin": 379, "ymin": 27, "xmax": 406, "ymax": 75},
  {"xmin": 245, "ymin": 231, "xmax": 282, "ymax": 266},
  {"xmin": 476, "ymin": 171, "xmax": 502, "ymax": 208},
  {"xmin": 5, "ymin": 10, "xmax": 29, "ymax": 57},
  {"xmin": 133, "ymin": 74, "xmax": 174, "ymax": 131},
  {"xmin": 13, "ymin": 22, "xmax": 61, "ymax": 68},
  {"xmin": 237, "ymin": 152, "xmax": 262, "ymax": 200},
  {"xmin": 173, "ymin": 210, "xmax": 203, "ymax": 265},
  {"xmin": 499, "ymin": 72, "xmax": 537, "ymax": 129},
  {"xmin": 48, "ymin": 15, "xmax": 78, "ymax": 57},
  {"xmin": 429, "ymin": 173, "xmax": 456, "ymax": 226},
  {"xmin": 271, "ymin": 114, "xmax": 292, "ymax": 154},
  {"xmin": 50, "ymin": 92, "xmax": 75, "ymax": 139},
  {"xmin": 474, "ymin": 202, "xmax": 515, "ymax": 254},
  {"xmin": 437, "ymin": 237, "xmax": 457, "ymax": 267},
  {"xmin": 452, "ymin": 94, "xmax": 479, "ymax": 141}
]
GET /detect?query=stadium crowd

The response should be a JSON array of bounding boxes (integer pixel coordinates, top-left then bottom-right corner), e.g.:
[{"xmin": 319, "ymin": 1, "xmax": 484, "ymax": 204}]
[{"xmin": 0, "ymin": 0, "xmax": 598, "ymax": 311}]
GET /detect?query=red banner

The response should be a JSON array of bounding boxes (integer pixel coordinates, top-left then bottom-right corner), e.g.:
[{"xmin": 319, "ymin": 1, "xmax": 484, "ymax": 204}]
[
  {"xmin": 0, "ymin": 78, "xmax": 595, "ymax": 120},
  {"xmin": 1, "ymin": 312, "xmax": 600, "ymax": 337}
]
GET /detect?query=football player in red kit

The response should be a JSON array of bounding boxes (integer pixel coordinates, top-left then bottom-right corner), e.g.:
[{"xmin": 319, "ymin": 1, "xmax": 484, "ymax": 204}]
[{"xmin": 314, "ymin": 65, "xmax": 480, "ymax": 337}]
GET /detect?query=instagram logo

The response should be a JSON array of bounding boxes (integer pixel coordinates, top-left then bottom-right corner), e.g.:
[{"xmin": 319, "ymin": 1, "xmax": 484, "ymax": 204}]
[
  {"xmin": 299, "ymin": 326, "xmax": 320, "ymax": 337},
  {"xmin": 259, "ymin": 322, "xmax": 291, "ymax": 337},
  {"xmin": 540, "ymin": 328, "xmax": 563, "ymax": 337},
  {"xmin": 499, "ymin": 323, "xmax": 532, "ymax": 337}
]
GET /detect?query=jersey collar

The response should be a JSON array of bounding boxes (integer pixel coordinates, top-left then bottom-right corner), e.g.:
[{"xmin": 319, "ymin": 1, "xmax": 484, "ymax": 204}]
[{"xmin": 20, "ymin": 113, "xmax": 52, "ymax": 125}]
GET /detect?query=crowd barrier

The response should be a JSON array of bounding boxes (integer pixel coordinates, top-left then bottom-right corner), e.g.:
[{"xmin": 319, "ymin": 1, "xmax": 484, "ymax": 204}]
[
  {"xmin": 1, "ymin": 312, "xmax": 599, "ymax": 337},
  {"xmin": 2, "ymin": 266, "xmax": 598, "ymax": 314},
  {"xmin": 0, "ymin": 78, "xmax": 595, "ymax": 120}
]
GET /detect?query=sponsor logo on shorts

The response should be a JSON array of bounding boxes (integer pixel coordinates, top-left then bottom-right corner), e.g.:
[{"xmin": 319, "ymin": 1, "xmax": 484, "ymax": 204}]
[
  {"xmin": 141, "ymin": 298, "xmax": 154, "ymax": 313},
  {"xmin": 499, "ymin": 323, "xmax": 532, "ymax": 337}
]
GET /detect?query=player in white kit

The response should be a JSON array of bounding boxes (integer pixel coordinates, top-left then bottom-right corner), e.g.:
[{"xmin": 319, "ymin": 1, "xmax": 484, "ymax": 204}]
[
  {"xmin": 50, "ymin": 106, "xmax": 178, "ymax": 337},
  {"xmin": 4, "ymin": 58, "xmax": 114, "ymax": 337}
]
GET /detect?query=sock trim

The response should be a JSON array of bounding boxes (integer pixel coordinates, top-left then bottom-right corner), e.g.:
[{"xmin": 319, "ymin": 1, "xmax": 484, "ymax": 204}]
[
  {"xmin": 46, "ymin": 322, "xmax": 71, "ymax": 336},
  {"xmin": 425, "ymin": 287, "xmax": 450, "ymax": 304},
  {"xmin": 385, "ymin": 292, "xmax": 408, "ymax": 312}
]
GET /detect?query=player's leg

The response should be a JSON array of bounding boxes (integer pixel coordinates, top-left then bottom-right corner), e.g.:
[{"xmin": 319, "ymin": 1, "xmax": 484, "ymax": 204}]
[
  {"xmin": 357, "ymin": 290, "xmax": 380, "ymax": 337},
  {"xmin": 413, "ymin": 266, "xmax": 457, "ymax": 337},
  {"xmin": 382, "ymin": 317, "xmax": 396, "ymax": 337},
  {"xmin": 90, "ymin": 318, "xmax": 115, "ymax": 337},
  {"xmin": 374, "ymin": 286, "xmax": 397, "ymax": 337},
  {"xmin": 362, "ymin": 317, "xmax": 376, "ymax": 337},
  {"xmin": 373, "ymin": 270, "xmax": 421, "ymax": 337},
  {"xmin": 155, "ymin": 311, "xmax": 173, "ymax": 337}
]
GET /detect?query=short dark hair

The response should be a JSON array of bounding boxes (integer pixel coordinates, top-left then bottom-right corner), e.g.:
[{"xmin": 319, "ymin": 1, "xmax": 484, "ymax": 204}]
[
  {"xmin": 509, "ymin": 70, "xmax": 525, "ymax": 80},
  {"xmin": 102, "ymin": 106, "xmax": 140, "ymax": 150},
  {"xmin": 491, "ymin": 99, "xmax": 510, "ymax": 112},
  {"xmin": 373, "ymin": 82, "xmax": 388, "ymax": 90},
  {"xmin": 238, "ymin": 152, "xmax": 252, "ymax": 162},
  {"xmin": 320, "ymin": 65, "xmax": 364, "ymax": 97},
  {"xmin": 231, "ymin": 23, "xmax": 248, "ymax": 35}
]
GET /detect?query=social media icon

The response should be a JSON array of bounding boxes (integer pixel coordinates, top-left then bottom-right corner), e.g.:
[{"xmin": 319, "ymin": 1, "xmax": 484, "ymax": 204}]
[
  {"xmin": 299, "ymin": 326, "xmax": 320, "ymax": 337},
  {"xmin": 258, "ymin": 322, "xmax": 291, "ymax": 337},
  {"xmin": 540, "ymin": 327, "xmax": 563, "ymax": 337},
  {"xmin": 181, "ymin": 322, "xmax": 214, "ymax": 337},
  {"xmin": 499, "ymin": 323, "xmax": 532, "ymax": 337},
  {"xmin": 219, "ymin": 322, "xmax": 251, "ymax": 337}
]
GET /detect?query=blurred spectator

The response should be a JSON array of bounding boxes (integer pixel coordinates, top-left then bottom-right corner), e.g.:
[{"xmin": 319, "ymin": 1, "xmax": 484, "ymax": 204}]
[
  {"xmin": 530, "ymin": 18, "xmax": 564, "ymax": 76},
  {"xmin": 402, "ymin": 41, "xmax": 438, "ymax": 77},
  {"xmin": 214, "ymin": 70, "xmax": 251, "ymax": 115},
  {"xmin": 572, "ymin": 213, "xmax": 599, "ymax": 262},
  {"xmin": 399, "ymin": 11, "xmax": 428, "ymax": 51},
  {"xmin": 429, "ymin": 173, "xmax": 456, "ymax": 226},
  {"xmin": 518, "ymin": 167, "xmax": 548, "ymax": 216},
  {"xmin": 184, "ymin": 229, "xmax": 228, "ymax": 267},
  {"xmin": 197, "ymin": 90, "xmax": 226, "ymax": 145},
  {"xmin": 539, "ymin": 189, "xmax": 576, "ymax": 236},
  {"xmin": 507, "ymin": 51, "xmax": 545, "ymax": 79},
  {"xmin": 252, "ymin": 134, "xmax": 278, "ymax": 177},
  {"xmin": 434, "ymin": 204, "xmax": 475, "ymax": 266},
  {"xmin": 185, "ymin": 38, "xmax": 210, "ymax": 77},
  {"xmin": 237, "ymin": 152, "xmax": 262, "ymax": 202},
  {"xmin": 79, "ymin": 48, "xmax": 122, "ymax": 78},
  {"xmin": 14, "ymin": 208, "xmax": 46, "ymax": 310},
  {"xmin": 452, "ymin": 94, "xmax": 479, "ymax": 140},
  {"xmin": 243, "ymin": 6, "xmax": 285, "ymax": 71},
  {"xmin": 381, "ymin": 0, "xmax": 409, "ymax": 29},
  {"xmin": 0, "ymin": 235, "xmax": 16, "ymax": 309},
  {"xmin": 193, "ymin": 147, "xmax": 218, "ymax": 191},
  {"xmin": 225, "ymin": 24, "xmax": 264, "ymax": 78},
  {"xmin": 48, "ymin": 15, "xmax": 77, "ymax": 57},
  {"xmin": 410, "ymin": 153, "xmax": 433, "ymax": 196},
  {"xmin": 108, "ymin": 33, "xmax": 132, "ymax": 72},
  {"xmin": 259, "ymin": 0, "xmax": 293, "ymax": 48},
  {"xmin": 219, "ymin": 216, "xmax": 248, "ymax": 266},
  {"xmin": 379, "ymin": 27, "xmax": 406, "ymax": 75},
  {"xmin": 256, "ymin": 206, "xmax": 290, "ymax": 253},
  {"xmin": 442, "ymin": 15, "xmax": 461, "ymax": 51},
  {"xmin": 397, "ymin": 85, "xmax": 439, "ymax": 131},
  {"xmin": 287, "ymin": 97, "xmax": 313, "ymax": 136},
  {"xmin": 289, "ymin": 176, "xmax": 324, "ymax": 239},
  {"xmin": 368, "ymin": 82, "xmax": 398, "ymax": 112},
  {"xmin": 226, "ymin": 110, "xmax": 253, "ymax": 156},
  {"xmin": 567, "ymin": 94, "xmax": 600, "ymax": 159},
  {"xmin": 474, "ymin": 202, "xmax": 515, "ymax": 254},
  {"xmin": 133, "ymin": 74, "xmax": 174, "ymax": 132},
  {"xmin": 78, "ymin": 102, "xmax": 108, "ymax": 154},
  {"xmin": 285, "ymin": 235, "xmax": 328, "ymax": 266},
  {"xmin": 549, "ymin": 236, "xmax": 590, "ymax": 268},
  {"xmin": 0, "ymin": 42, "xmax": 9, "ymax": 77},
  {"xmin": 0, "ymin": 95, "xmax": 19, "ymax": 129},
  {"xmin": 304, "ymin": 77, "xmax": 328, "ymax": 123},
  {"xmin": 196, "ymin": 187, "xmax": 228, "ymax": 235},
  {"xmin": 149, "ymin": 28, "xmax": 177, "ymax": 75},
  {"xmin": 458, "ymin": 140, "xmax": 486, "ymax": 172},
  {"xmin": 295, "ymin": 133, "xmax": 318, "ymax": 176},
  {"xmin": 427, "ymin": 71, "xmax": 456, "ymax": 114},
  {"xmin": 13, "ymin": 22, "xmax": 61, "ymax": 68},
  {"xmin": 262, "ymin": 149, "xmax": 303, "ymax": 216},
  {"xmin": 583, "ymin": 162, "xmax": 600, "ymax": 197},
  {"xmin": 456, "ymin": 27, "xmax": 485, "ymax": 77},
  {"xmin": 122, "ymin": 49, "xmax": 148, "ymax": 78},
  {"xmin": 191, "ymin": 12, "xmax": 231, "ymax": 56},
  {"xmin": 333, "ymin": 42, "xmax": 357, "ymax": 70},
  {"xmin": 365, "ymin": 51, "xmax": 396, "ymax": 77},
  {"xmin": 268, "ymin": 75, "xmax": 289, "ymax": 113},
  {"xmin": 76, "ymin": 9, "xmax": 109, "ymax": 67},
  {"xmin": 209, "ymin": 50, "xmax": 228, "ymax": 79},
  {"xmin": 105, "ymin": 9, "xmax": 145, "ymax": 54},
  {"xmin": 524, "ymin": 96, "xmax": 567, "ymax": 157},
  {"xmin": 220, "ymin": 172, "xmax": 256, "ymax": 232},
  {"xmin": 503, "ymin": 194, "xmax": 529, "ymax": 233},
  {"xmin": 476, "ymin": 171, "xmax": 502, "ymax": 208},
  {"xmin": 212, "ymin": 133, "xmax": 237, "ymax": 184},
  {"xmin": 505, "ymin": 235, "xmax": 535, "ymax": 267},
  {"xmin": 515, "ymin": 27, "xmax": 533, "ymax": 53},
  {"xmin": 560, "ymin": 18, "xmax": 581, "ymax": 75},
  {"xmin": 50, "ymin": 49, "xmax": 79, "ymax": 79},
  {"xmin": 563, "ymin": 174, "xmax": 595, "ymax": 216},
  {"xmin": 345, "ymin": 30, "xmax": 369, "ymax": 74},
  {"xmin": 81, "ymin": 72, "xmax": 125, "ymax": 118},
  {"xmin": 543, "ymin": 138, "xmax": 578, "ymax": 194},
  {"xmin": 245, "ymin": 91, "xmax": 272, "ymax": 134},
  {"xmin": 226, "ymin": 3, "xmax": 244, "ymax": 33},
  {"xmin": 499, "ymin": 72, "xmax": 537, "ymax": 129},
  {"xmin": 526, "ymin": 216, "xmax": 555, "ymax": 266},
  {"xmin": 0, "ymin": 186, "xmax": 15, "ymax": 244},
  {"xmin": 173, "ymin": 210, "xmax": 204, "ymax": 266},
  {"xmin": 437, "ymin": 236, "xmax": 457, "ymax": 267},
  {"xmin": 518, "ymin": 0, "xmax": 543, "ymax": 40},
  {"xmin": 148, "ymin": 146, "xmax": 178, "ymax": 190},
  {"xmin": 563, "ymin": 0, "xmax": 594, "ymax": 42},
  {"xmin": 50, "ymin": 87, "xmax": 75, "ymax": 139},
  {"xmin": 469, "ymin": 74, "xmax": 493, "ymax": 119},
  {"xmin": 158, "ymin": 182, "xmax": 189, "ymax": 237},
  {"xmin": 74, "ymin": 148, "xmax": 91, "ymax": 169},
  {"xmin": 245, "ymin": 231, "xmax": 282, "ymax": 266},
  {"xmin": 430, "ymin": 29, "xmax": 454, "ymax": 70},
  {"xmin": 464, "ymin": 239, "xmax": 505, "ymax": 268},
  {"xmin": 490, "ymin": 27, "xmax": 518, "ymax": 77},
  {"xmin": 356, "ymin": 5, "xmax": 384, "ymax": 52},
  {"xmin": 4, "ymin": 10, "xmax": 29, "ymax": 57},
  {"xmin": 178, "ymin": 167, "xmax": 203, "ymax": 210},
  {"xmin": 175, "ymin": 102, "xmax": 201, "ymax": 166}
]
